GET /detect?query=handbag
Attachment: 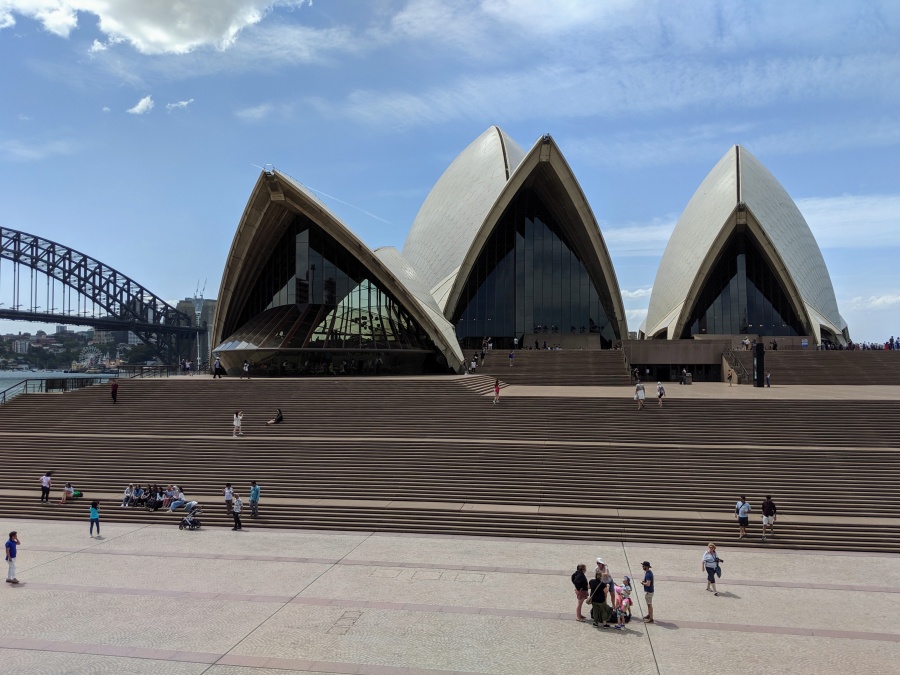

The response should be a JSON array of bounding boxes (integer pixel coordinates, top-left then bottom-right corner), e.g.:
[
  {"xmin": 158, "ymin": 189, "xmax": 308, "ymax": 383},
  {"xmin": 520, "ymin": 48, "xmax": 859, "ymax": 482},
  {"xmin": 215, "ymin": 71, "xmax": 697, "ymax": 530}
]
[
  {"xmin": 586, "ymin": 579, "xmax": 605, "ymax": 606},
  {"xmin": 715, "ymin": 556, "xmax": 723, "ymax": 578}
]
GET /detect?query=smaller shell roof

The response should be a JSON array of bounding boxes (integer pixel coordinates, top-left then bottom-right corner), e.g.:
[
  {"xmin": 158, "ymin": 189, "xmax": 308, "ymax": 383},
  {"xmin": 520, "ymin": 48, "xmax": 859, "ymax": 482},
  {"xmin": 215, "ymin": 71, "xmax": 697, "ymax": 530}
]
[
  {"xmin": 402, "ymin": 126, "xmax": 525, "ymax": 292},
  {"xmin": 645, "ymin": 146, "xmax": 845, "ymax": 339}
]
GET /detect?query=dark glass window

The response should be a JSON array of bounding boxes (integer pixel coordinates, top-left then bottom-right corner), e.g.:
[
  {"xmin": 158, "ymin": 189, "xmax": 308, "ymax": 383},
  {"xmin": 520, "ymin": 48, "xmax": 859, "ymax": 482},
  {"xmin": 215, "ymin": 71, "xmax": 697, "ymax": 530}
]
[
  {"xmin": 452, "ymin": 189, "xmax": 618, "ymax": 348},
  {"xmin": 682, "ymin": 231, "xmax": 806, "ymax": 338}
]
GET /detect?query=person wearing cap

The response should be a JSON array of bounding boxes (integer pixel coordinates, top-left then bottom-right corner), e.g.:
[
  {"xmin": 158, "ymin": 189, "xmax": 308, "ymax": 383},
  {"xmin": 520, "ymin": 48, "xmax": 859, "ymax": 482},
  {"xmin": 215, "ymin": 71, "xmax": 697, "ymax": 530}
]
[
  {"xmin": 615, "ymin": 582, "xmax": 633, "ymax": 629},
  {"xmin": 640, "ymin": 561, "xmax": 654, "ymax": 623}
]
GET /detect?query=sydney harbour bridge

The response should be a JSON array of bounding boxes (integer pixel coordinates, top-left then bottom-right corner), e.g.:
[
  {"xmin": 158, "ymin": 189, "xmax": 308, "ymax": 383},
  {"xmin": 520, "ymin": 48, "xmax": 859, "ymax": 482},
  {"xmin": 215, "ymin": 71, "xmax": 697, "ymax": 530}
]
[{"xmin": 0, "ymin": 227, "xmax": 203, "ymax": 363}]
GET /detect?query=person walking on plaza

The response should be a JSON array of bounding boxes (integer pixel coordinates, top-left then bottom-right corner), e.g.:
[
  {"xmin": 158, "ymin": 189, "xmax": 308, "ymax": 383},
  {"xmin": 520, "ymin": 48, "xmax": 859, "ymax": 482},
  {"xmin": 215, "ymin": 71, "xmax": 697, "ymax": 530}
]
[
  {"xmin": 40, "ymin": 472, "xmax": 52, "ymax": 503},
  {"xmin": 89, "ymin": 500, "xmax": 101, "ymax": 538},
  {"xmin": 634, "ymin": 379, "xmax": 645, "ymax": 409},
  {"xmin": 571, "ymin": 563, "xmax": 589, "ymax": 621},
  {"xmin": 493, "ymin": 379, "xmax": 500, "ymax": 405},
  {"xmin": 765, "ymin": 371, "xmax": 771, "ymax": 388},
  {"xmin": 5, "ymin": 531, "xmax": 20, "ymax": 584},
  {"xmin": 249, "ymin": 481, "xmax": 260, "ymax": 517},
  {"xmin": 110, "ymin": 379, "xmax": 118, "ymax": 404},
  {"xmin": 223, "ymin": 483, "xmax": 233, "ymax": 514},
  {"xmin": 735, "ymin": 495, "xmax": 751, "ymax": 539},
  {"xmin": 761, "ymin": 495, "xmax": 777, "ymax": 541},
  {"xmin": 231, "ymin": 493, "xmax": 243, "ymax": 530},
  {"xmin": 213, "ymin": 356, "xmax": 222, "ymax": 378},
  {"xmin": 702, "ymin": 543, "xmax": 721, "ymax": 595},
  {"xmin": 656, "ymin": 382, "xmax": 666, "ymax": 407},
  {"xmin": 233, "ymin": 411, "xmax": 243, "ymax": 437},
  {"xmin": 640, "ymin": 561, "xmax": 654, "ymax": 623},
  {"xmin": 681, "ymin": 367, "xmax": 687, "ymax": 385}
]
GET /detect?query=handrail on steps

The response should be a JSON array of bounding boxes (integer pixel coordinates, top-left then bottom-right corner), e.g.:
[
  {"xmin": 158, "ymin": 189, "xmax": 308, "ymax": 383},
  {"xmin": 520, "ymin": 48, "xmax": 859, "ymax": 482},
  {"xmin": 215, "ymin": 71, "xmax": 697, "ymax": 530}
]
[
  {"xmin": 723, "ymin": 345, "xmax": 751, "ymax": 384},
  {"xmin": 0, "ymin": 376, "xmax": 114, "ymax": 406}
]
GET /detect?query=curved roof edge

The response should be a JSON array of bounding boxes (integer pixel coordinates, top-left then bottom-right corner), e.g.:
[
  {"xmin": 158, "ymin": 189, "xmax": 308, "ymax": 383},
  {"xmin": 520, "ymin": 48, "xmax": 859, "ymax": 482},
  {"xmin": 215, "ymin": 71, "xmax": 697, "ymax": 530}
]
[
  {"xmin": 212, "ymin": 171, "xmax": 466, "ymax": 371},
  {"xmin": 401, "ymin": 126, "xmax": 526, "ymax": 291},
  {"xmin": 441, "ymin": 134, "xmax": 628, "ymax": 339}
]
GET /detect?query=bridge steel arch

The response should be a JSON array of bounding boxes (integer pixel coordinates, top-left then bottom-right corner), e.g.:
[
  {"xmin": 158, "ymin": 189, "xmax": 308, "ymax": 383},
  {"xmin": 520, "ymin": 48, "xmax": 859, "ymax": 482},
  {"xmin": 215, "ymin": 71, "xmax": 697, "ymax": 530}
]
[{"xmin": 0, "ymin": 227, "xmax": 198, "ymax": 363}]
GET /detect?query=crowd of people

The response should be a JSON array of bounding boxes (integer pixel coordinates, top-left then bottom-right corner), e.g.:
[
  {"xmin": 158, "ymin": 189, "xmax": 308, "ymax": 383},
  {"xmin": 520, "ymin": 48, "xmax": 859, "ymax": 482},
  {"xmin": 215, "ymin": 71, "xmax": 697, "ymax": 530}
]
[{"xmin": 571, "ymin": 557, "xmax": 651, "ymax": 628}]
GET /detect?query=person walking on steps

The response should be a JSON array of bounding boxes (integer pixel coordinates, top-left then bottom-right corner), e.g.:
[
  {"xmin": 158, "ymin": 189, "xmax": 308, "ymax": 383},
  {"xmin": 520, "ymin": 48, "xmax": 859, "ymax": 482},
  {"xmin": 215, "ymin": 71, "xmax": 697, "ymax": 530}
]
[
  {"xmin": 249, "ymin": 481, "xmax": 260, "ymax": 517},
  {"xmin": 231, "ymin": 493, "xmax": 243, "ymax": 530},
  {"xmin": 508, "ymin": 350, "xmax": 514, "ymax": 367},
  {"xmin": 702, "ymin": 543, "xmax": 722, "ymax": 595},
  {"xmin": 735, "ymin": 495, "xmax": 751, "ymax": 539},
  {"xmin": 657, "ymin": 382, "xmax": 666, "ymax": 407},
  {"xmin": 233, "ymin": 411, "xmax": 243, "ymax": 437},
  {"xmin": 5, "ymin": 531, "xmax": 20, "ymax": 584},
  {"xmin": 40, "ymin": 472, "xmax": 52, "ymax": 503},
  {"xmin": 634, "ymin": 380, "xmax": 645, "ymax": 409},
  {"xmin": 493, "ymin": 379, "xmax": 501, "ymax": 405},
  {"xmin": 761, "ymin": 495, "xmax": 777, "ymax": 541},
  {"xmin": 641, "ymin": 561, "xmax": 654, "ymax": 623},
  {"xmin": 89, "ymin": 500, "xmax": 101, "ymax": 538},
  {"xmin": 223, "ymin": 483, "xmax": 233, "ymax": 514},
  {"xmin": 110, "ymin": 380, "xmax": 118, "ymax": 404}
]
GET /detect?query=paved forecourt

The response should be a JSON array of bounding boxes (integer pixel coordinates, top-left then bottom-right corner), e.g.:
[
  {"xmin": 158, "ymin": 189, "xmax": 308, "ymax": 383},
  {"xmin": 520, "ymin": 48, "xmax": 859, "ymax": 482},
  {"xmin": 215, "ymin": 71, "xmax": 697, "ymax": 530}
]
[{"xmin": 1, "ymin": 519, "xmax": 898, "ymax": 674}]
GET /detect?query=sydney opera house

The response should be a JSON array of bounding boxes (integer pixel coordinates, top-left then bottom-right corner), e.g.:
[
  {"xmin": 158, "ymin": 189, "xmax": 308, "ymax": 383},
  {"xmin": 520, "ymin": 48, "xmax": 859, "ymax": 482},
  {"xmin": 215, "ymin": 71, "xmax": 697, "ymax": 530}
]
[{"xmin": 211, "ymin": 127, "xmax": 848, "ymax": 376}]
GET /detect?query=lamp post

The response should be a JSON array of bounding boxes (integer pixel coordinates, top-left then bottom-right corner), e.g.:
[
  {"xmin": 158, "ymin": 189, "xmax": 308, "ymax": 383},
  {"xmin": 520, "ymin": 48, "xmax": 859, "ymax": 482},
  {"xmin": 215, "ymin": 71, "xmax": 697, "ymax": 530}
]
[{"xmin": 191, "ymin": 295, "xmax": 204, "ymax": 368}]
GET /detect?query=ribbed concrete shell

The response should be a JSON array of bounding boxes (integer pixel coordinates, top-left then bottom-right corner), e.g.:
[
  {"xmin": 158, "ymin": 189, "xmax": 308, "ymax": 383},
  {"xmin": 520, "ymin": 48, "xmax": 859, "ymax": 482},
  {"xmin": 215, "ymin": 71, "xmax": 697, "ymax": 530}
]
[
  {"xmin": 441, "ymin": 133, "xmax": 627, "ymax": 339},
  {"xmin": 212, "ymin": 171, "xmax": 465, "ymax": 371},
  {"xmin": 402, "ymin": 126, "xmax": 526, "ymax": 295},
  {"xmin": 644, "ymin": 146, "xmax": 847, "ymax": 344}
]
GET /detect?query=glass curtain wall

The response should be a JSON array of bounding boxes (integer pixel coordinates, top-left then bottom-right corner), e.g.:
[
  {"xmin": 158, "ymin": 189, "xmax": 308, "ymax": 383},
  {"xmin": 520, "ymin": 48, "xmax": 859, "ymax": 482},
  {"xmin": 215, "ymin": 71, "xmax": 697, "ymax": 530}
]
[
  {"xmin": 218, "ymin": 215, "xmax": 443, "ymax": 374},
  {"xmin": 682, "ymin": 231, "xmax": 806, "ymax": 337},
  {"xmin": 453, "ymin": 189, "xmax": 617, "ymax": 349}
]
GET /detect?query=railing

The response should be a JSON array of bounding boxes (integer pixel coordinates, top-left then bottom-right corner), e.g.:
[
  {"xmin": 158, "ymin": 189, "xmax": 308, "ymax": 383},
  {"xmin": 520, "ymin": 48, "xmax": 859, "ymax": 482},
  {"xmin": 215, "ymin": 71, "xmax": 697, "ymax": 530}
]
[
  {"xmin": 120, "ymin": 365, "xmax": 181, "ymax": 379},
  {"xmin": 723, "ymin": 345, "xmax": 751, "ymax": 384},
  {"xmin": 0, "ymin": 376, "xmax": 114, "ymax": 406}
]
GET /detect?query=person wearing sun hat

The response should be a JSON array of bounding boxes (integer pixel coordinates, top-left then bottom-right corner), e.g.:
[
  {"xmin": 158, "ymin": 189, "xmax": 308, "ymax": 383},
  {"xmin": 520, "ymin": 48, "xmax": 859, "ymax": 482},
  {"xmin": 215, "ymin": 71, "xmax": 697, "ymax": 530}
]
[{"xmin": 640, "ymin": 561, "xmax": 654, "ymax": 623}]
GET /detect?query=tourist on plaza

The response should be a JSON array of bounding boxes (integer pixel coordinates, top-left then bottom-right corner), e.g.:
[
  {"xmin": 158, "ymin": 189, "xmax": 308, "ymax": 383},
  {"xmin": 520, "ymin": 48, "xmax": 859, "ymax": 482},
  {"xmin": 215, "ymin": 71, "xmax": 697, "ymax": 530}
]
[
  {"xmin": 702, "ymin": 543, "xmax": 721, "ymax": 595},
  {"xmin": 89, "ymin": 500, "xmax": 101, "ymax": 538},
  {"xmin": 213, "ymin": 356, "xmax": 223, "ymax": 378},
  {"xmin": 40, "ymin": 472, "xmax": 52, "ymax": 503},
  {"xmin": 727, "ymin": 369, "xmax": 734, "ymax": 386},
  {"xmin": 470, "ymin": 354, "xmax": 478, "ymax": 373},
  {"xmin": 596, "ymin": 558, "xmax": 614, "ymax": 609},
  {"xmin": 233, "ymin": 411, "xmax": 244, "ymax": 437},
  {"xmin": 508, "ymin": 350, "xmax": 514, "ymax": 367},
  {"xmin": 640, "ymin": 561, "xmax": 654, "ymax": 622},
  {"xmin": 110, "ymin": 379, "xmax": 118, "ymax": 403},
  {"xmin": 267, "ymin": 408, "xmax": 284, "ymax": 425},
  {"xmin": 493, "ymin": 379, "xmax": 500, "ymax": 405},
  {"xmin": 249, "ymin": 481, "xmax": 261, "ymax": 517},
  {"xmin": 241, "ymin": 360, "xmax": 250, "ymax": 379},
  {"xmin": 634, "ymin": 379, "xmax": 645, "ymax": 409},
  {"xmin": 223, "ymin": 483, "xmax": 233, "ymax": 514},
  {"xmin": 588, "ymin": 570, "xmax": 611, "ymax": 627},
  {"xmin": 5, "ymin": 531, "xmax": 20, "ymax": 584},
  {"xmin": 657, "ymin": 382, "xmax": 666, "ymax": 407},
  {"xmin": 571, "ymin": 563, "xmax": 589, "ymax": 621},
  {"xmin": 681, "ymin": 367, "xmax": 687, "ymax": 385},
  {"xmin": 735, "ymin": 496, "xmax": 751, "ymax": 539},
  {"xmin": 765, "ymin": 371, "xmax": 771, "ymax": 388},
  {"xmin": 513, "ymin": 337, "xmax": 518, "ymax": 349},
  {"xmin": 615, "ymin": 582, "xmax": 633, "ymax": 629},
  {"xmin": 761, "ymin": 495, "xmax": 777, "ymax": 541},
  {"xmin": 231, "ymin": 493, "xmax": 243, "ymax": 530}
]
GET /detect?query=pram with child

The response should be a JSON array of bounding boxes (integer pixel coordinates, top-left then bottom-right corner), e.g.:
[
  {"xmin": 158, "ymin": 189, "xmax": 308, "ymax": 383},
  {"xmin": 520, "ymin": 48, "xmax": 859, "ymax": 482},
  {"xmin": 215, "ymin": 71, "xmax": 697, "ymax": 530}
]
[{"xmin": 178, "ymin": 502, "xmax": 202, "ymax": 530}]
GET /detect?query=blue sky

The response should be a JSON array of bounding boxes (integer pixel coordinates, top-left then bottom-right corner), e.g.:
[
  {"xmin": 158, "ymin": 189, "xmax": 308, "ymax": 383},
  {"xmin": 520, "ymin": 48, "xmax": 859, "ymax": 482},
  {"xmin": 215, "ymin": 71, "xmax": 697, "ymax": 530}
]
[{"xmin": 1, "ymin": 0, "xmax": 899, "ymax": 341}]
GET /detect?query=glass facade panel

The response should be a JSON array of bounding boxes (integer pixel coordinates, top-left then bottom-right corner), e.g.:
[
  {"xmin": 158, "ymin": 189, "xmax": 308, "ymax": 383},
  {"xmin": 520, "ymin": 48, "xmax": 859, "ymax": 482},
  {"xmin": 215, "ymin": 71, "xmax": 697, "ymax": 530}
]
[
  {"xmin": 682, "ymin": 231, "xmax": 806, "ymax": 338},
  {"xmin": 453, "ymin": 189, "xmax": 618, "ymax": 349},
  {"xmin": 219, "ymin": 215, "xmax": 446, "ymax": 375}
]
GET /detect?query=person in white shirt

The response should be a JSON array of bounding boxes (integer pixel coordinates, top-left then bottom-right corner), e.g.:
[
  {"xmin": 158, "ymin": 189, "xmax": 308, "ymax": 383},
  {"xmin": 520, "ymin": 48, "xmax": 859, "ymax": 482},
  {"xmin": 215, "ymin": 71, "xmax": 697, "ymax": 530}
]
[
  {"xmin": 233, "ymin": 411, "xmax": 243, "ymax": 437},
  {"xmin": 735, "ymin": 496, "xmax": 751, "ymax": 539},
  {"xmin": 40, "ymin": 472, "xmax": 52, "ymax": 503},
  {"xmin": 231, "ymin": 494, "xmax": 243, "ymax": 530},
  {"xmin": 702, "ymin": 543, "xmax": 722, "ymax": 595}
]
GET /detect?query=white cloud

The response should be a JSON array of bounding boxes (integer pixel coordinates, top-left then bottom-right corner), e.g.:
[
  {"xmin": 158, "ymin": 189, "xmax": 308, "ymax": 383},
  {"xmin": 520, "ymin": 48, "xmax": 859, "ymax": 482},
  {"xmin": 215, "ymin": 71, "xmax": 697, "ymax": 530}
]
[
  {"xmin": 102, "ymin": 106, "xmax": 110, "ymax": 113},
  {"xmin": 848, "ymin": 295, "xmax": 900, "ymax": 311},
  {"xmin": 0, "ymin": 137, "xmax": 77, "ymax": 161},
  {"xmin": 89, "ymin": 38, "xmax": 106, "ymax": 53},
  {"xmin": 798, "ymin": 194, "xmax": 900, "ymax": 249},
  {"xmin": 625, "ymin": 308, "xmax": 648, "ymax": 324},
  {"xmin": 127, "ymin": 95, "xmax": 154, "ymax": 114},
  {"xmin": 602, "ymin": 217, "xmax": 678, "ymax": 257},
  {"xmin": 0, "ymin": 1, "xmax": 313, "ymax": 54},
  {"xmin": 235, "ymin": 103, "xmax": 272, "ymax": 121},
  {"xmin": 166, "ymin": 98, "xmax": 194, "ymax": 111},
  {"xmin": 17, "ymin": 113, "xmax": 30, "ymax": 121},
  {"xmin": 621, "ymin": 287, "xmax": 653, "ymax": 299}
]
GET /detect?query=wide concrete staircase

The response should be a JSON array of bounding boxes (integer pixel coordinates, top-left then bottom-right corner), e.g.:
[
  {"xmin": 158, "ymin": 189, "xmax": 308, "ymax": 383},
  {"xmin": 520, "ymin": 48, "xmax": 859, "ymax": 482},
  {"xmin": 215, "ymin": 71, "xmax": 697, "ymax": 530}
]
[
  {"xmin": 471, "ymin": 349, "xmax": 630, "ymax": 386},
  {"xmin": 731, "ymin": 350, "xmax": 900, "ymax": 385},
  {"xmin": 1, "ymin": 377, "xmax": 898, "ymax": 552}
]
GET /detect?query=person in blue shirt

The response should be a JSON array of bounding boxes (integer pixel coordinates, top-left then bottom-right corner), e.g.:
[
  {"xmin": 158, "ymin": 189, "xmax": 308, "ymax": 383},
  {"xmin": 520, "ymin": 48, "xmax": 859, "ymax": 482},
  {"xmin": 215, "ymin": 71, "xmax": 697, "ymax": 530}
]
[
  {"xmin": 89, "ymin": 501, "xmax": 101, "ymax": 538},
  {"xmin": 5, "ymin": 531, "xmax": 20, "ymax": 584},
  {"xmin": 641, "ymin": 561, "xmax": 654, "ymax": 623},
  {"xmin": 249, "ymin": 481, "xmax": 261, "ymax": 517}
]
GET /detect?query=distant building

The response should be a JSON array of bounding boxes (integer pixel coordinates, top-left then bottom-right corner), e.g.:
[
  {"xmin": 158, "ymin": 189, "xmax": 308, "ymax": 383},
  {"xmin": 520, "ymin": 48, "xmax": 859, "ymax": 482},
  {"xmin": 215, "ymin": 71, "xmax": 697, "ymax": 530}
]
[
  {"xmin": 175, "ymin": 297, "xmax": 217, "ymax": 362},
  {"xmin": 55, "ymin": 325, "xmax": 69, "ymax": 335},
  {"xmin": 12, "ymin": 340, "xmax": 30, "ymax": 354}
]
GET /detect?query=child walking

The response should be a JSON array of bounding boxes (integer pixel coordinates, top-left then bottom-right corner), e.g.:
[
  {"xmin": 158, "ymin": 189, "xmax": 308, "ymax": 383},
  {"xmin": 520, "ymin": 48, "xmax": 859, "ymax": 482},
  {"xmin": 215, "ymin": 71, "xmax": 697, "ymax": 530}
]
[{"xmin": 89, "ymin": 500, "xmax": 100, "ymax": 538}]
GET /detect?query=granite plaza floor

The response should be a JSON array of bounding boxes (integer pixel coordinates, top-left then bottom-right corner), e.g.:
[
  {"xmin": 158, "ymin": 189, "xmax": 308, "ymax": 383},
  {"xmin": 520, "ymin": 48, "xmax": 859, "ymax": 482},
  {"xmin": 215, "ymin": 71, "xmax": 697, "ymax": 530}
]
[{"xmin": 1, "ymin": 518, "xmax": 898, "ymax": 674}]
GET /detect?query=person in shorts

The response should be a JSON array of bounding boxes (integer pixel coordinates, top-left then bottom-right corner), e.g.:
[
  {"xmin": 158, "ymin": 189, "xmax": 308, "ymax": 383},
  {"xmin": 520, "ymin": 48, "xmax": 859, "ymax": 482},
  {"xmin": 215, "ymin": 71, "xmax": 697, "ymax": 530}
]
[
  {"xmin": 735, "ymin": 496, "xmax": 751, "ymax": 539},
  {"xmin": 640, "ymin": 561, "xmax": 654, "ymax": 623},
  {"xmin": 634, "ymin": 380, "xmax": 645, "ymax": 410},
  {"xmin": 656, "ymin": 382, "xmax": 665, "ymax": 407},
  {"xmin": 761, "ymin": 495, "xmax": 777, "ymax": 541}
]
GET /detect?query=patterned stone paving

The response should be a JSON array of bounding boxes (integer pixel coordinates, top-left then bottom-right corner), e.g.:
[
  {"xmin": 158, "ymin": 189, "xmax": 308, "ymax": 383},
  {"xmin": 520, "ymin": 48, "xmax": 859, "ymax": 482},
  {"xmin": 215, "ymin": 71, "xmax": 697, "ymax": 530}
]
[{"xmin": 2, "ymin": 518, "xmax": 898, "ymax": 674}]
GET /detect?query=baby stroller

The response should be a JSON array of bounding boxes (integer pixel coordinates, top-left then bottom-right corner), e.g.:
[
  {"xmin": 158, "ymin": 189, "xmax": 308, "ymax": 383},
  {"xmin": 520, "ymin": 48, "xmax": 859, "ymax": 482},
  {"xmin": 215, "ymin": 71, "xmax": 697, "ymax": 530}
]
[{"xmin": 178, "ymin": 502, "xmax": 202, "ymax": 530}]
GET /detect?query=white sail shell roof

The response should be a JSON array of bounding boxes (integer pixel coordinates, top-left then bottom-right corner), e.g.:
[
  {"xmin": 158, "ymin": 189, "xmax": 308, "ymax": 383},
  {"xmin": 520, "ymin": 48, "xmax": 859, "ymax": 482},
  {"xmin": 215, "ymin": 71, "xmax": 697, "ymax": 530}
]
[{"xmin": 645, "ymin": 146, "xmax": 846, "ymax": 340}]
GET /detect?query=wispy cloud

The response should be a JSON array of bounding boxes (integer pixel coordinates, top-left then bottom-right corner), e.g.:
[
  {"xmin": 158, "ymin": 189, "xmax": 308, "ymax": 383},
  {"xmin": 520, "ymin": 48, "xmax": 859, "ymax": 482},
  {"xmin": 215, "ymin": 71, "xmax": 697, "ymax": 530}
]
[
  {"xmin": 798, "ymin": 194, "xmax": 900, "ymax": 249},
  {"xmin": 602, "ymin": 217, "xmax": 678, "ymax": 257},
  {"xmin": 17, "ymin": 114, "xmax": 30, "ymax": 121},
  {"xmin": 102, "ymin": 106, "xmax": 111, "ymax": 113},
  {"xmin": 0, "ymin": 138, "xmax": 78, "ymax": 162},
  {"xmin": 166, "ymin": 99, "xmax": 194, "ymax": 111},
  {"xmin": 625, "ymin": 308, "xmax": 648, "ymax": 324},
  {"xmin": 848, "ymin": 294, "xmax": 900, "ymax": 311},
  {"xmin": 127, "ymin": 95, "xmax": 154, "ymax": 114},
  {"xmin": 621, "ymin": 287, "xmax": 653, "ymax": 299},
  {"xmin": 234, "ymin": 103, "xmax": 291, "ymax": 121}
]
